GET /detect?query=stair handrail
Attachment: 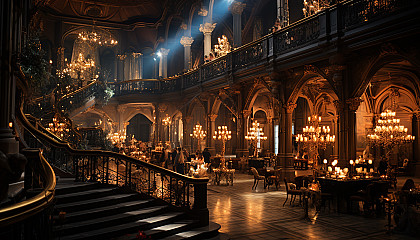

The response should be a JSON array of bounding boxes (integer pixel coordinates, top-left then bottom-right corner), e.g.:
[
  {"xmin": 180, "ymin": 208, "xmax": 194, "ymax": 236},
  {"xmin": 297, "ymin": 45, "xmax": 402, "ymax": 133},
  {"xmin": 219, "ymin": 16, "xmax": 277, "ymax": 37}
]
[
  {"xmin": 18, "ymin": 100, "xmax": 209, "ymax": 224},
  {"xmin": 0, "ymin": 149, "xmax": 56, "ymax": 228}
]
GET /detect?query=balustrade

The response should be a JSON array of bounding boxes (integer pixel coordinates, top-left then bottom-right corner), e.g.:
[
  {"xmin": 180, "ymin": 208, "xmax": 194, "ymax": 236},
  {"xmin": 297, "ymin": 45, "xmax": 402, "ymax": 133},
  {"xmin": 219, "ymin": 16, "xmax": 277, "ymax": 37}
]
[{"xmin": 18, "ymin": 101, "xmax": 209, "ymax": 224}]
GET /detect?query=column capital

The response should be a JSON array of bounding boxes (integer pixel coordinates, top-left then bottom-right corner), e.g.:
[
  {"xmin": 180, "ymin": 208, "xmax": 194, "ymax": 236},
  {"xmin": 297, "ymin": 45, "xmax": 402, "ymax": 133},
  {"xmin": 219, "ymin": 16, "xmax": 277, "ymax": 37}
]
[
  {"xmin": 199, "ymin": 22, "xmax": 217, "ymax": 35},
  {"xmin": 159, "ymin": 48, "xmax": 170, "ymax": 56},
  {"xmin": 180, "ymin": 36, "xmax": 194, "ymax": 47},
  {"xmin": 346, "ymin": 97, "xmax": 363, "ymax": 112},
  {"xmin": 208, "ymin": 114, "xmax": 218, "ymax": 122},
  {"xmin": 284, "ymin": 102, "xmax": 297, "ymax": 114},
  {"xmin": 229, "ymin": 1, "xmax": 246, "ymax": 15},
  {"xmin": 158, "ymin": 104, "xmax": 168, "ymax": 113},
  {"xmin": 116, "ymin": 54, "xmax": 126, "ymax": 61},
  {"xmin": 132, "ymin": 52, "xmax": 142, "ymax": 58},
  {"xmin": 242, "ymin": 110, "xmax": 252, "ymax": 118}
]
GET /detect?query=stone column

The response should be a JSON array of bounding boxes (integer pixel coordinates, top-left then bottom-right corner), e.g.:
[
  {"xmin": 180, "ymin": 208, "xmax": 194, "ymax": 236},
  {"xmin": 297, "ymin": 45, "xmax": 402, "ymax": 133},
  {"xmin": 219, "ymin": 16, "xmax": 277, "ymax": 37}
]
[
  {"xmin": 414, "ymin": 113, "xmax": 420, "ymax": 162},
  {"xmin": 199, "ymin": 22, "xmax": 217, "ymax": 59},
  {"xmin": 117, "ymin": 106, "xmax": 127, "ymax": 132},
  {"xmin": 0, "ymin": 0, "xmax": 19, "ymax": 154},
  {"xmin": 132, "ymin": 53, "xmax": 142, "ymax": 79},
  {"xmin": 267, "ymin": 117, "xmax": 274, "ymax": 154},
  {"xmin": 345, "ymin": 98, "xmax": 363, "ymax": 161},
  {"xmin": 236, "ymin": 110, "xmax": 251, "ymax": 157},
  {"xmin": 207, "ymin": 114, "xmax": 218, "ymax": 156},
  {"xmin": 182, "ymin": 116, "xmax": 192, "ymax": 151},
  {"xmin": 158, "ymin": 48, "xmax": 170, "ymax": 78},
  {"xmin": 280, "ymin": 102, "xmax": 296, "ymax": 181},
  {"xmin": 180, "ymin": 36, "xmax": 194, "ymax": 71},
  {"xmin": 116, "ymin": 54, "xmax": 126, "ymax": 81},
  {"xmin": 229, "ymin": 1, "xmax": 246, "ymax": 48},
  {"xmin": 277, "ymin": 0, "xmax": 289, "ymax": 27}
]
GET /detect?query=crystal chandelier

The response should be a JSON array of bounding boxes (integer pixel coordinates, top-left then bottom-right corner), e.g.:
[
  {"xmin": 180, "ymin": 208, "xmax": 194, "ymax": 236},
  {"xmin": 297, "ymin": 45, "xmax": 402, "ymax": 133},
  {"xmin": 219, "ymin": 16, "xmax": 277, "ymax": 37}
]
[
  {"xmin": 78, "ymin": 24, "xmax": 118, "ymax": 47},
  {"xmin": 302, "ymin": 0, "xmax": 329, "ymax": 17},
  {"xmin": 213, "ymin": 125, "xmax": 232, "ymax": 157},
  {"xmin": 245, "ymin": 120, "xmax": 267, "ymax": 157},
  {"xmin": 295, "ymin": 115, "xmax": 336, "ymax": 150},
  {"xmin": 107, "ymin": 130, "xmax": 127, "ymax": 148},
  {"xmin": 367, "ymin": 109, "xmax": 415, "ymax": 147}
]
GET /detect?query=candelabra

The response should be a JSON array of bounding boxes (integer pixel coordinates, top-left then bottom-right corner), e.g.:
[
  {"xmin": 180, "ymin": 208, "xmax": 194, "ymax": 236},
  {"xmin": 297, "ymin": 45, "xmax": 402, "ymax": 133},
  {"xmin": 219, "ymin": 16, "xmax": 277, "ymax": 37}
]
[
  {"xmin": 296, "ymin": 115, "xmax": 335, "ymax": 167},
  {"xmin": 302, "ymin": 0, "xmax": 329, "ymax": 17},
  {"xmin": 213, "ymin": 35, "xmax": 231, "ymax": 57},
  {"xmin": 245, "ymin": 120, "xmax": 267, "ymax": 157},
  {"xmin": 46, "ymin": 117, "xmax": 70, "ymax": 139},
  {"xmin": 190, "ymin": 124, "xmax": 206, "ymax": 152},
  {"xmin": 213, "ymin": 126, "xmax": 232, "ymax": 157},
  {"xmin": 162, "ymin": 114, "xmax": 171, "ymax": 143},
  {"xmin": 367, "ymin": 109, "xmax": 415, "ymax": 155},
  {"xmin": 107, "ymin": 130, "xmax": 127, "ymax": 148}
]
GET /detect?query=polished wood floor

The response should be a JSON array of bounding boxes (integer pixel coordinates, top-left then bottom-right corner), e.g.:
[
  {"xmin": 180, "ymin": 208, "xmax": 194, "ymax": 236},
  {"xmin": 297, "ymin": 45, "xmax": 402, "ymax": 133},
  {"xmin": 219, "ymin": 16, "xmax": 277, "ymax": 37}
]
[{"xmin": 207, "ymin": 173, "xmax": 418, "ymax": 240}]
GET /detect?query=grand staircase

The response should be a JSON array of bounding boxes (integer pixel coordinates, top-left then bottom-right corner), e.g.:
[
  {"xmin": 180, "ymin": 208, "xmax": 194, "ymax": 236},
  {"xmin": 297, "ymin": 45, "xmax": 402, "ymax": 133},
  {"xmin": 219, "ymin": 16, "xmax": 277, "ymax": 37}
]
[{"xmin": 53, "ymin": 178, "xmax": 222, "ymax": 240}]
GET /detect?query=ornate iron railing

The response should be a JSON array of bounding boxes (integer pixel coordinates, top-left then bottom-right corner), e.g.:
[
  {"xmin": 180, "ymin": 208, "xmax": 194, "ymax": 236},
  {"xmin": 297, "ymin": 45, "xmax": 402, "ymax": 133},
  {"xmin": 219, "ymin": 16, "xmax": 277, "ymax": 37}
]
[
  {"xmin": 18, "ymin": 103, "xmax": 209, "ymax": 224},
  {"xmin": 341, "ymin": 0, "xmax": 420, "ymax": 30},
  {"xmin": 57, "ymin": 79, "xmax": 98, "ymax": 114}
]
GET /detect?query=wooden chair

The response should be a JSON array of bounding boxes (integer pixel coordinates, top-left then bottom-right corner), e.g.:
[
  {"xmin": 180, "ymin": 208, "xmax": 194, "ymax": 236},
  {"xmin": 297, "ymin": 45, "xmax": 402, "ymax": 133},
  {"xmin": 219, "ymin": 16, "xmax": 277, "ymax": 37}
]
[
  {"xmin": 267, "ymin": 169, "xmax": 281, "ymax": 190},
  {"xmin": 250, "ymin": 167, "xmax": 265, "ymax": 190},
  {"xmin": 283, "ymin": 178, "xmax": 302, "ymax": 206}
]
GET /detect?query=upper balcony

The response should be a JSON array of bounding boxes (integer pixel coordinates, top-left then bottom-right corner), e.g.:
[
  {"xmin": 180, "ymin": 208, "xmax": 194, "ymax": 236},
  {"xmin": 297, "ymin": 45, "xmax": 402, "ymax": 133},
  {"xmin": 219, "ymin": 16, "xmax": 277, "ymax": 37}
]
[{"xmin": 104, "ymin": 0, "xmax": 420, "ymax": 100}]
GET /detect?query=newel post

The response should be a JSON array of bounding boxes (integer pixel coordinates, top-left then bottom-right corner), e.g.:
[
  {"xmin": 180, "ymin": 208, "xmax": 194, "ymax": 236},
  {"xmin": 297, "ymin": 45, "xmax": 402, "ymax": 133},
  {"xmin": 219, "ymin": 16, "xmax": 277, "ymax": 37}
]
[{"xmin": 192, "ymin": 181, "xmax": 209, "ymax": 226}]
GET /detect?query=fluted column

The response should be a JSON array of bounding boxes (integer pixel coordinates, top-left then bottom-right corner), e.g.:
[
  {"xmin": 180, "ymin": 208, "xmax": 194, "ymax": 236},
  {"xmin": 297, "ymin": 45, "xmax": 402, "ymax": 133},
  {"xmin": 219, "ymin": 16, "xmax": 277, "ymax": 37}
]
[
  {"xmin": 344, "ymin": 98, "xmax": 363, "ymax": 161},
  {"xmin": 229, "ymin": 1, "xmax": 246, "ymax": 48},
  {"xmin": 199, "ymin": 22, "xmax": 216, "ymax": 59},
  {"xmin": 280, "ymin": 102, "xmax": 296, "ymax": 181},
  {"xmin": 180, "ymin": 36, "xmax": 194, "ymax": 71},
  {"xmin": 116, "ymin": 54, "xmax": 126, "ymax": 81},
  {"xmin": 158, "ymin": 48, "xmax": 170, "ymax": 78},
  {"xmin": 267, "ymin": 117, "xmax": 274, "ymax": 154},
  {"xmin": 132, "ymin": 53, "xmax": 142, "ymax": 79}
]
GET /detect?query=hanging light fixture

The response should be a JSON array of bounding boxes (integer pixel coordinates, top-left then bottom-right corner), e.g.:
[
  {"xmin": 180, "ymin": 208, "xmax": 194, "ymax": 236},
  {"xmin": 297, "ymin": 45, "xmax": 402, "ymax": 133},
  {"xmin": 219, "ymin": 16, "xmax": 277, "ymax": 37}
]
[
  {"xmin": 302, "ymin": 0, "xmax": 329, "ymax": 17},
  {"xmin": 78, "ymin": 20, "xmax": 118, "ymax": 47},
  {"xmin": 367, "ymin": 109, "xmax": 415, "ymax": 147}
]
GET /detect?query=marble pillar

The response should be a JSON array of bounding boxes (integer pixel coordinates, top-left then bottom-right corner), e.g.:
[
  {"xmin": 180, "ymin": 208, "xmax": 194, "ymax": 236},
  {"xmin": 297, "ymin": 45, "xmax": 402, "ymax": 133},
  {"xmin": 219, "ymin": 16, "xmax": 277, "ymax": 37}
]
[
  {"xmin": 229, "ymin": 1, "xmax": 246, "ymax": 48},
  {"xmin": 180, "ymin": 36, "xmax": 194, "ymax": 71},
  {"xmin": 158, "ymin": 48, "xmax": 170, "ymax": 78},
  {"xmin": 207, "ymin": 114, "xmax": 218, "ymax": 156},
  {"xmin": 199, "ymin": 22, "xmax": 217, "ymax": 59}
]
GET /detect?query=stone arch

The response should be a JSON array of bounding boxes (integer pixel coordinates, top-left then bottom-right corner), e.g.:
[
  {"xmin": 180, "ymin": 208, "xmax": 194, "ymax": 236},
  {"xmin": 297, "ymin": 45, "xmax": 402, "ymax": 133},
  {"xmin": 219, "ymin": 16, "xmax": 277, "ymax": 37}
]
[
  {"xmin": 243, "ymin": 78, "xmax": 274, "ymax": 112},
  {"xmin": 374, "ymin": 86, "xmax": 419, "ymax": 114},
  {"xmin": 354, "ymin": 49, "xmax": 420, "ymax": 99}
]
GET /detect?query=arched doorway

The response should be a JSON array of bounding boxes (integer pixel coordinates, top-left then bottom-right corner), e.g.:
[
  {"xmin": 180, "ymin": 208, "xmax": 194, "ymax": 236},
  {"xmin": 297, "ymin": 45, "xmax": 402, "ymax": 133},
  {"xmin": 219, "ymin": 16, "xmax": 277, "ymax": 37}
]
[{"xmin": 127, "ymin": 114, "xmax": 152, "ymax": 142}]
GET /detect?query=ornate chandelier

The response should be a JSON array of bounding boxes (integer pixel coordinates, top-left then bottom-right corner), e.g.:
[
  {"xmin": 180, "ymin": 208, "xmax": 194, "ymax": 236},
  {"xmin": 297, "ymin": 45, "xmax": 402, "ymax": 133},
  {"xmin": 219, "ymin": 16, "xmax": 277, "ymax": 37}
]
[
  {"xmin": 46, "ymin": 117, "xmax": 70, "ymax": 139},
  {"xmin": 296, "ymin": 115, "xmax": 335, "ymax": 150},
  {"xmin": 190, "ymin": 124, "xmax": 207, "ymax": 152},
  {"xmin": 78, "ymin": 25, "xmax": 118, "ymax": 47},
  {"xmin": 245, "ymin": 120, "xmax": 267, "ymax": 157},
  {"xmin": 302, "ymin": 0, "xmax": 329, "ymax": 17},
  {"xmin": 367, "ymin": 109, "xmax": 415, "ymax": 147},
  {"xmin": 213, "ymin": 125, "xmax": 232, "ymax": 157}
]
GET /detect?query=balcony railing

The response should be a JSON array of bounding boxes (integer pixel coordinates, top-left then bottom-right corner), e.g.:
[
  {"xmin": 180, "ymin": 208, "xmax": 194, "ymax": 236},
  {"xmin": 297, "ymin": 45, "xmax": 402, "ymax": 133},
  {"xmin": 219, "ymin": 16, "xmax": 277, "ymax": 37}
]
[{"xmin": 102, "ymin": 0, "xmax": 419, "ymax": 97}]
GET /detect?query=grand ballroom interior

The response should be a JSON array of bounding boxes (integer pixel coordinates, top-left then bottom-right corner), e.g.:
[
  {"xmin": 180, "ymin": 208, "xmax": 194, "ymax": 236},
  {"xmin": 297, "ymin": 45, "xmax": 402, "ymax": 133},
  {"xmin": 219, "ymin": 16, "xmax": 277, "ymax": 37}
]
[{"xmin": 2, "ymin": 0, "xmax": 420, "ymax": 239}]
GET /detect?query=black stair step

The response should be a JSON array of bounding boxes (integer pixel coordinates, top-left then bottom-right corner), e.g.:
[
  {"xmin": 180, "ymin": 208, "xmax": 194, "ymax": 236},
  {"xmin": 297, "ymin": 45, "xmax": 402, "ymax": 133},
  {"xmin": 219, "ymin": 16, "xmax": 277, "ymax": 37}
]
[
  {"xmin": 55, "ymin": 187, "xmax": 117, "ymax": 204},
  {"xmin": 160, "ymin": 222, "xmax": 221, "ymax": 240},
  {"xmin": 55, "ymin": 180, "xmax": 101, "ymax": 195},
  {"xmin": 55, "ymin": 193, "xmax": 139, "ymax": 213},
  {"xmin": 116, "ymin": 220, "xmax": 197, "ymax": 240},
  {"xmin": 54, "ymin": 205, "xmax": 169, "ymax": 236},
  {"xmin": 144, "ymin": 220, "xmax": 198, "ymax": 239},
  {"xmin": 61, "ymin": 199, "xmax": 156, "ymax": 223},
  {"xmin": 56, "ymin": 212, "xmax": 185, "ymax": 240}
]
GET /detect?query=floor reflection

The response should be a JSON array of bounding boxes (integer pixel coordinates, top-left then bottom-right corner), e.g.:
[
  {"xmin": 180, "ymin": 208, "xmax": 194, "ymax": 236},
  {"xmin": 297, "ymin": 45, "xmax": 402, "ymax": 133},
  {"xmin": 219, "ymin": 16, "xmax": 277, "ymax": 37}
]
[{"xmin": 207, "ymin": 173, "xmax": 418, "ymax": 240}]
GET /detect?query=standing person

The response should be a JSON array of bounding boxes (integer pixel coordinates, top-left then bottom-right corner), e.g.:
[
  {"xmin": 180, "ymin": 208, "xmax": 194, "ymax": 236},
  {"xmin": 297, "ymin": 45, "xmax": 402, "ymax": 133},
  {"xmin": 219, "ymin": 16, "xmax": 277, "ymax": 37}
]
[
  {"xmin": 175, "ymin": 147, "xmax": 185, "ymax": 174},
  {"xmin": 171, "ymin": 148, "xmax": 177, "ymax": 171},
  {"xmin": 203, "ymin": 148, "xmax": 211, "ymax": 164}
]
